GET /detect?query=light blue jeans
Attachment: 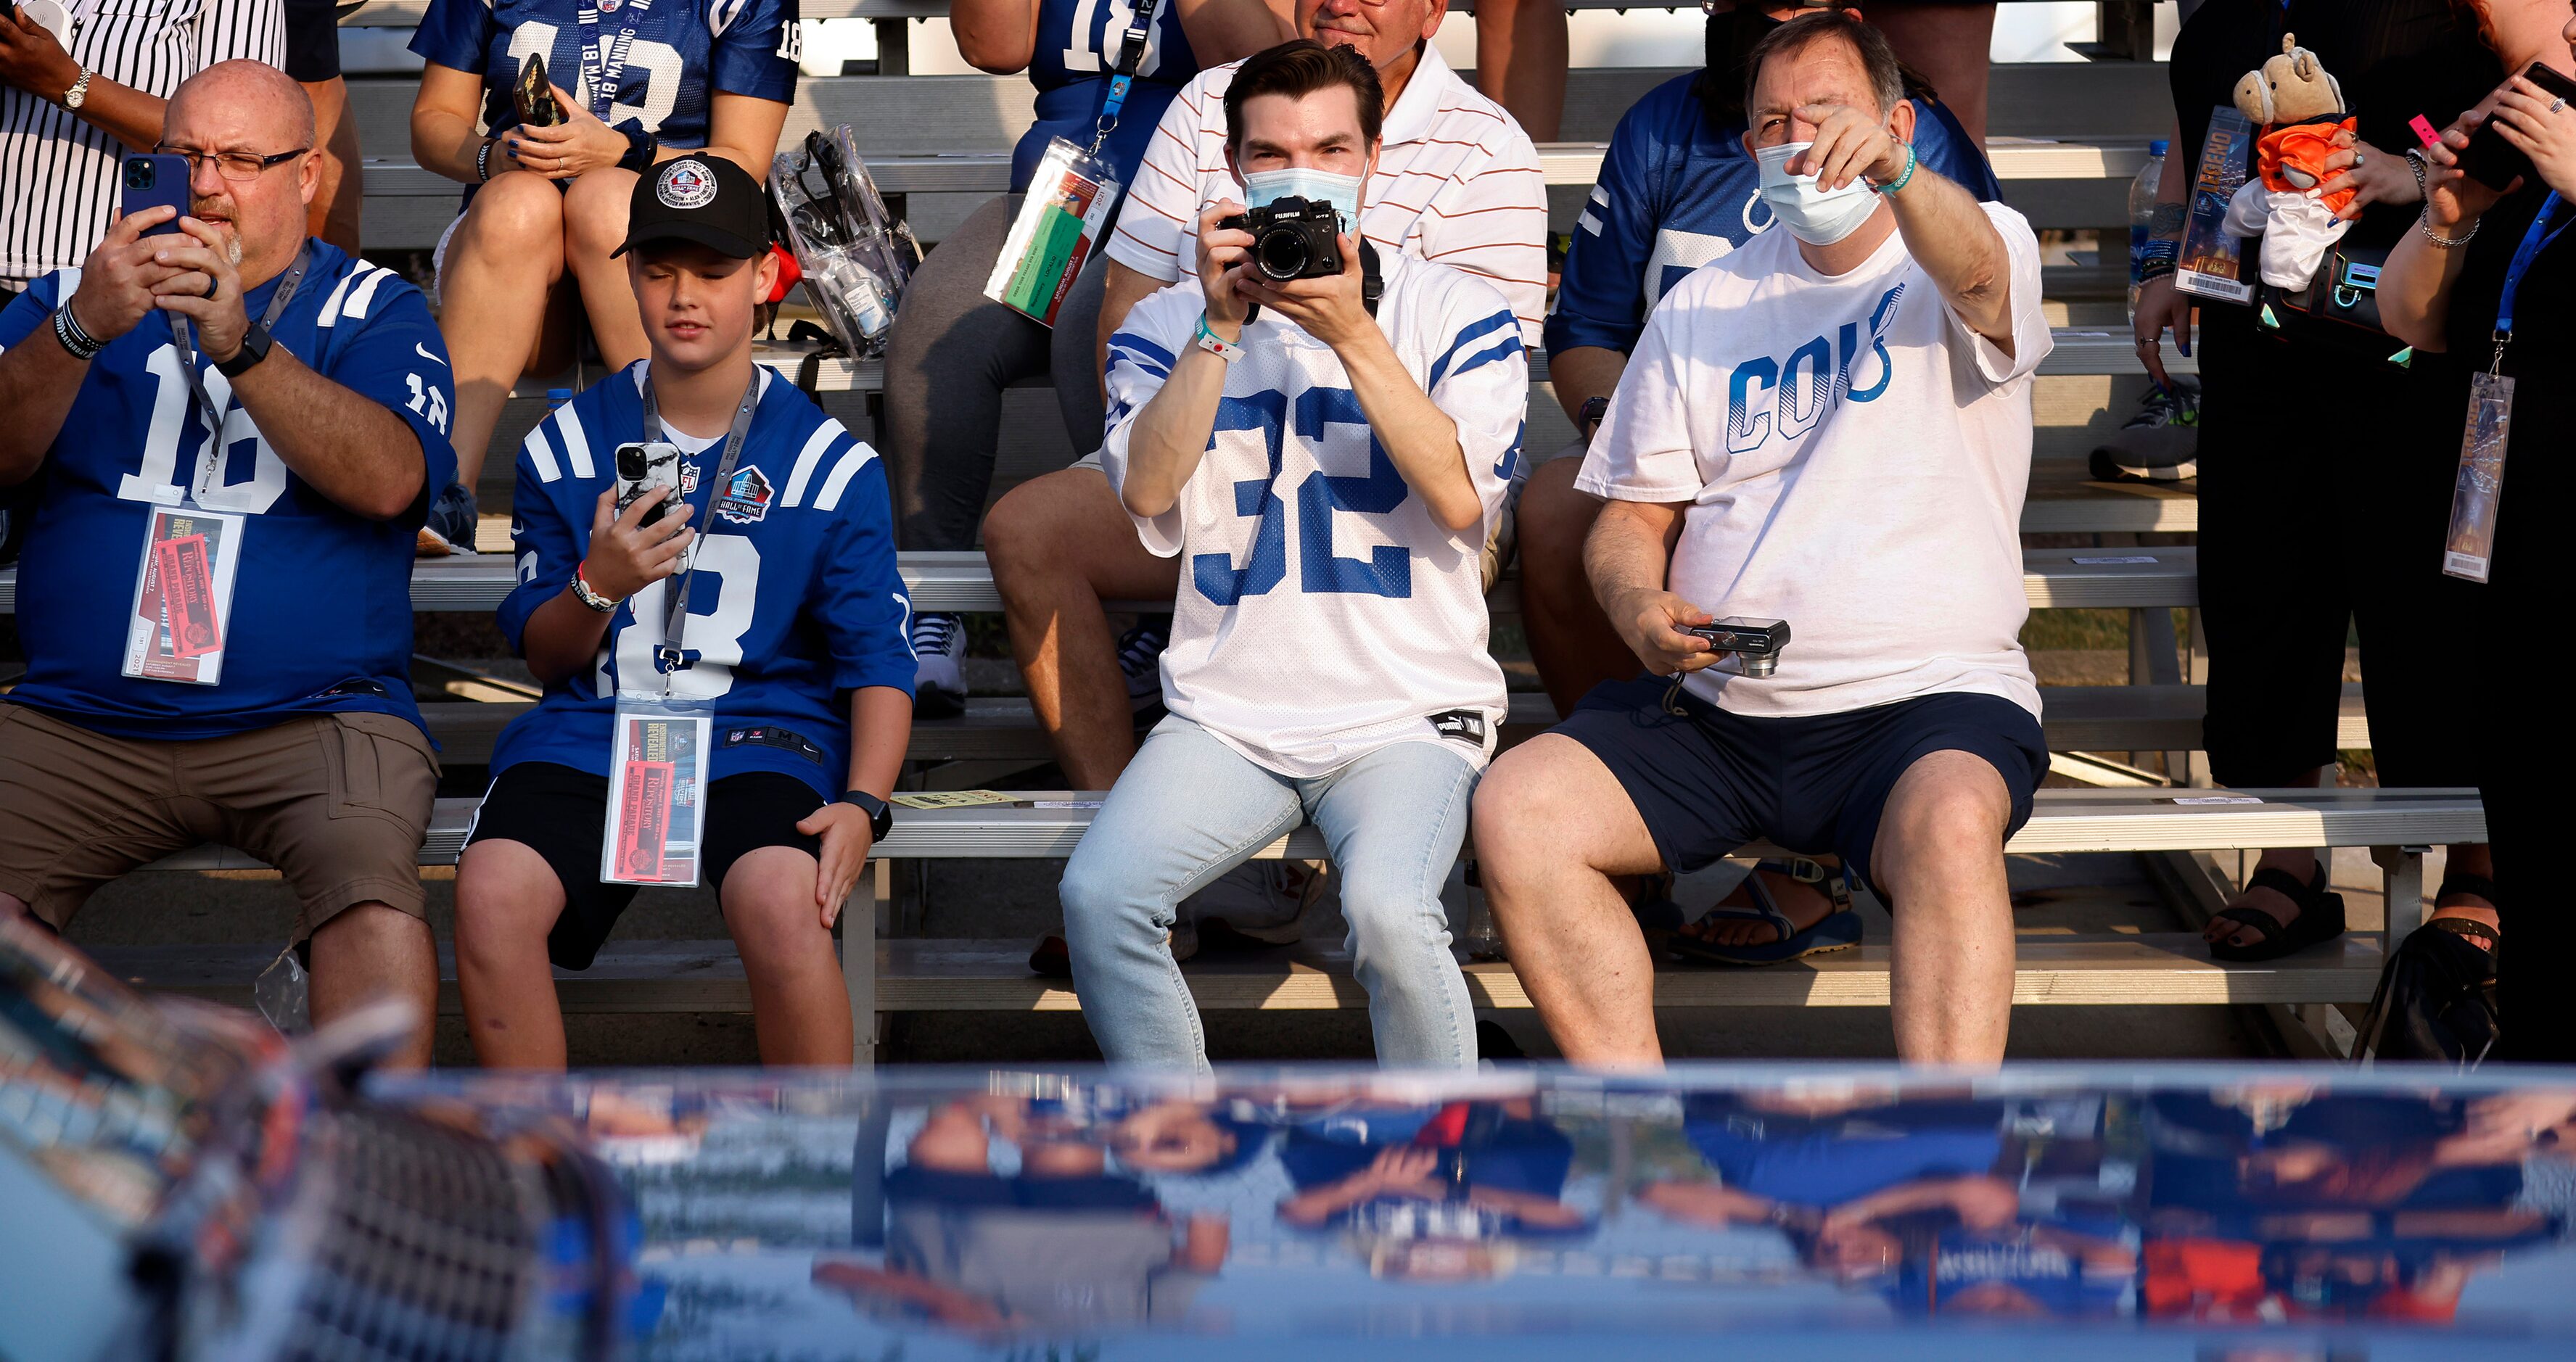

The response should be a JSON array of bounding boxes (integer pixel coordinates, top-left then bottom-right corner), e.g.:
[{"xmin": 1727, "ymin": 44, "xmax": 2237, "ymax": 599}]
[{"xmin": 1060, "ymin": 718, "xmax": 1481, "ymax": 1072}]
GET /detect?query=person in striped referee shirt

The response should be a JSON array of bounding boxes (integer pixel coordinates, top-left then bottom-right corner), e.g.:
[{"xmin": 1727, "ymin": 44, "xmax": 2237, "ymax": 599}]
[{"xmin": 0, "ymin": 0, "xmax": 284, "ymax": 296}]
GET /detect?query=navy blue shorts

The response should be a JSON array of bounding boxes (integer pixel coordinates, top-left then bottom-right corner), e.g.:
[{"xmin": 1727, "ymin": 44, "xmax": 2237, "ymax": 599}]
[{"xmin": 1553, "ymin": 677, "xmax": 2049, "ymax": 893}]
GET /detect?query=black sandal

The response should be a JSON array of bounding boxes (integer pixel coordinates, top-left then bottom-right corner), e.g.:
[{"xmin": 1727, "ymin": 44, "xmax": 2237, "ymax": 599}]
[{"xmin": 2208, "ymin": 861, "xmax": 2346, "ymax": 962}]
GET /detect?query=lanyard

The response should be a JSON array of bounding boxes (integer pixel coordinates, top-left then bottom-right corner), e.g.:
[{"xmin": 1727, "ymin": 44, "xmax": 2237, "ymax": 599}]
[
  {"xmin": 2495, "ymin": 191, "xmax": 2569, "ymax": 344},
  {"xmin": 640, "ymin": 368, "xmax": 762, "ymax": 685},
  {"xmin": 167, "ymin": 242, "xmax": 313, "ymax": 505},
  {"xmin": 575, "ymin": 0, "xmax": 654, "ymax": 125},
  {"xmin": 1089, "ymin": 0, "xmax": 1164, "ymax": 154}
]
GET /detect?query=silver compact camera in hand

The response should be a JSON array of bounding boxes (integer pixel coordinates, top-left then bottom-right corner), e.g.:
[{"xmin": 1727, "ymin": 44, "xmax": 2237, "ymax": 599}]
[{"xmin": 1686, "ymin": 617, "xmax": 1791, "ymax": 677}]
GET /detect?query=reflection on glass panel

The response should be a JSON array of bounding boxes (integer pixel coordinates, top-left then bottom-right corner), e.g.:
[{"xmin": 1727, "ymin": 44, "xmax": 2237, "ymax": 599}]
[{"xmin": 7, "ymin": 920, "xmax": 2576, "ymax": 1358}]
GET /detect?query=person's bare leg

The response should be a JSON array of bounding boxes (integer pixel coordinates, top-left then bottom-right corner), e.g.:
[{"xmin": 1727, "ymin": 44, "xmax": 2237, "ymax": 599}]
[
  {"xmin": 563, "ymin": 168, "xmax": 650, "ymax": 371},
  {"xmin": 1871, "ymin": 750, "xmax": 2017, "ymax": 1064},
  {"xmin": 1517, "ymin": 457, "xmax": 1643, "ymax": 717},
  {"xmin": 453, "ymin": 839, "xmax": 572, "ymax": 1069},
  {"xmin": 722, "ymin": 846, "xmax": 856, "ymax": 1065},
  {"xmin": 0, "ymin": 891, "xmax": 29, "ymax": 920},
  {"xmin": 2203, "ymin": 764, "xmax": 2329, "ymax": 949},
  {"xmin": 1473, "ymin": 733, "xmax": 1668, "ymax": 1065},
  {"xmin": 307, "ymin": 901, "xmax": 440, "ymax": 1070},
  {"xmin": 1873, "ymin": 3, "xmax": 1999, "ymax": 145},
  {"xmin": 985, "ymin": 467, "xmax": 1182, "ymax": 789},
  {"xmin": 300, "ymin": 78, "xmax": 363, "ymax": 256},
  {"xmin": 1470, "ymin": 0, "xmax": 1569, "ymax": 141},
  {"xmin": 437, "ymin": 173, "xmax": 569, "ymax": 492}
]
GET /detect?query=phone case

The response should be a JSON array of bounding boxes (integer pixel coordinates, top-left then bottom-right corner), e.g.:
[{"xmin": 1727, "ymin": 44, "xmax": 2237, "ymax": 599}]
[{"xmin": 515, "ymin": 54, "xmax": 564, "ymax": 128}]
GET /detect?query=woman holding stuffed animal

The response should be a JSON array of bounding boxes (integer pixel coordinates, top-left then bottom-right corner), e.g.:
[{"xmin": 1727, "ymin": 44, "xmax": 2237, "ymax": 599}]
[
  {"xmin": 2377, "ymin": 7, "xmax": 2576, "ymax": 1060},
  {"xmin": 2142, "ymin": 1, "xmax": 2572, "ymax": 969}
]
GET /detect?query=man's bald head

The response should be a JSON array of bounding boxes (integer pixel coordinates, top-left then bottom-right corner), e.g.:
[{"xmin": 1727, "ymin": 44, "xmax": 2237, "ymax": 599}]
[
  {"xmin": 160, "ymin": 60, "xmax": 322, "ymax": 286},
  {"xmin": 167, "ymin": 59, "xmax": 317, "ymax": 148}
]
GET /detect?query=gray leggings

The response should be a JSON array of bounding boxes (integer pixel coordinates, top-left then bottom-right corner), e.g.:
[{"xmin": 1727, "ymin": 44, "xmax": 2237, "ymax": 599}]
[{"xmin": 880, "ymin": 192, "xmax": 1111, "ymax": 553}]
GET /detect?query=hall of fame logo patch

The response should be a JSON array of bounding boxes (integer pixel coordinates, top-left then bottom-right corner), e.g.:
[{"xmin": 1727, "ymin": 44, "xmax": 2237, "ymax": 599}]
[
  {"xmin": 714, "ymin": 466, "xmax": 773, "ymax": 524},
  {"xmin": 657, "ymin": 160, "xmax": 717, "ymax": 210}
]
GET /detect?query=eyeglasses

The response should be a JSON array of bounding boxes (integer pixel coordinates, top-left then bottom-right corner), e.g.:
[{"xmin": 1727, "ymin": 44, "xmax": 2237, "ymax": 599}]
[{"xmin": 155, "ymin": 145, "xmax": 310, "ymax": 183}]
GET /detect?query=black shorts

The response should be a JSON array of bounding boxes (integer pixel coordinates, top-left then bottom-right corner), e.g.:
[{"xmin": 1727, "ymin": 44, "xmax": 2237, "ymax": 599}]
[
  {"xmin": 465, "ymin": 762, "xmax": 824, "ymax": 970},
  {"xmin": 1553, "ymin": 677, "xmax": 2049, "ymax": 893},
  {"xmin": 283, "ymin": 0, "xmax": 342, "ymax": 83}
]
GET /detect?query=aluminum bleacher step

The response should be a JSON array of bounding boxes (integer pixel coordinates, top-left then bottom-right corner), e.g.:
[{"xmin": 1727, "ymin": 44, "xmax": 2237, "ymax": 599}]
[
  {"xmin": 0, "ymin": 545, "xmax": 2205, "ymax": 616},
  {"xmin": 411, "ymin": 684, "xmax": 2366, "ymax": 769},
  {"xmin": 84, "ymin": 929, "xmax": 2395, "ymax": 1015}
]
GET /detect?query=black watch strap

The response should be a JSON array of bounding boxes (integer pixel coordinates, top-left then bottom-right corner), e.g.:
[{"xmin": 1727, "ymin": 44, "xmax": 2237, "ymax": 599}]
[
  {"xmin": 215, "ymin": 322, "xmax": 272, "ymax": 379},
  {"xmin": 839, "ymin": 789, "xmax": 894, "ymax": 841}
]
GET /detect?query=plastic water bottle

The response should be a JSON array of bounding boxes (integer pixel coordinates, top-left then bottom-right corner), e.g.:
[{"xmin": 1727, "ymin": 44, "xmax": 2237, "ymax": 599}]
[
  {"xmin": 2128, "ymin": 139, "xmax": 2171, "ymax": 324},
  {"xmin": 546, "ymin": 387, "xmax": 573, "ymax": 410}
]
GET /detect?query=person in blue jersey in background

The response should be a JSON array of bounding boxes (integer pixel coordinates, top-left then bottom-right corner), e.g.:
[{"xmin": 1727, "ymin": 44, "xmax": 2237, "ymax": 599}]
[
  {"xmin": 454, "ymin": 156, "xmax": 915, "ymax": 1069},
  {"xmin": 1526, "ymin": 0, "xmax": 1997, "ymax": 706},
  {"xmin": 0, "ymin": 62, "xmax": 459, "ymax": 1070},
  {"xmin": 407, "ymin": 0, "xmax": 802, "ymax": 556},
  {"xmin": 888, "ymin": 0, "xmax": 1289, "ymax": 717}
]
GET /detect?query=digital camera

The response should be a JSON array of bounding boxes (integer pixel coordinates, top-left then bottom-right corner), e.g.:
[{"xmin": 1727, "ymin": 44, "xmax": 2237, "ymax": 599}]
[
  {"xmin": 1219, "ymin": 196, "xmax": 1343, "ymax": 281},
  {"xmin": 1685, "ymin": 617, "xmax": 1791, "ymax": 677}
]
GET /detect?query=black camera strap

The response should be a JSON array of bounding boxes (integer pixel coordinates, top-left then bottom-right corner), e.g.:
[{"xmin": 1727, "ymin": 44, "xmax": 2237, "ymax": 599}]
[
  {"xmin": 1242, "ymin": 238, "xmax": 1382, "ymax": 328},
  {"xmin": 641, "ymin": 368, "xmax": 762, "ymax": 682}
]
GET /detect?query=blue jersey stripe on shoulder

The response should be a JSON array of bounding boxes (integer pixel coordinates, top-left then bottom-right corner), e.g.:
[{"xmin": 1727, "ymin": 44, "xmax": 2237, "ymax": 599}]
[
  {"xmin": 1109, "ymin": 329, "xmax": 1178, "ymax": 376},
  {"xmin": 1440, "ymin": 335, "xmax": 1524, "ymax": 387},
  {"xmin": 1427, "ymin": 309, "xmax": 1522, "ymax": 389}
]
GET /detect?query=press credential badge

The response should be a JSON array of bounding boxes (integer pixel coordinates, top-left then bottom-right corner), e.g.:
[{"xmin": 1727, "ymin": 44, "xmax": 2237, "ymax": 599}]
[{"xmin": 121, "ymin": 506, "xmax": 246, "ymax": 685}]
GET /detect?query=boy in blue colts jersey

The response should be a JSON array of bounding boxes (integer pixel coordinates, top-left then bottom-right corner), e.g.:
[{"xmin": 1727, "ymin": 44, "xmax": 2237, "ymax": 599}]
[
  {"xmin": 1063, "ymin": 41, "xmax": 1528, "ymax": 1071},
  {"xmin": 454, "ymin": 155, "xmax": 914, "ymax": 1068},
  {"xmin": 0, "ymin": 62, "xmax": 458, "ymax": 1068}
]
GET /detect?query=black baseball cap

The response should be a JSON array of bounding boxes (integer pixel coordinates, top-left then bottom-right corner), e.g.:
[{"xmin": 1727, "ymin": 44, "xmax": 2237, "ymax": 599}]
[{"xmin": 614, "ymin": 154, "xmax": 772, "ymax": 260}]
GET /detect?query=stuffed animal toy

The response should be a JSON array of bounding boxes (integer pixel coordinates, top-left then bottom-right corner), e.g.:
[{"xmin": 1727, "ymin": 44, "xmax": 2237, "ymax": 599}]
[{"xmin": 2221, "ymin": 33, "xmax": 2358, "ymax": 288}]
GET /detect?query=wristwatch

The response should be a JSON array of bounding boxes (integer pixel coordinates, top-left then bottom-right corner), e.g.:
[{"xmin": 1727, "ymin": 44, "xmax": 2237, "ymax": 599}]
[
  {"xmin": 63, "ymin": 68, "xmax": 94, "ymax": 112},
  {"xmin": 839, "ymin": 789, "xmax": 894, "ymax": 841},
  {"xmin": 215, "ymin": 323, "xmax": 273, "ymax": 379},
  {"xmin": 1579, "ymin": 395, "xmax": 1610, "ymax": 442}
]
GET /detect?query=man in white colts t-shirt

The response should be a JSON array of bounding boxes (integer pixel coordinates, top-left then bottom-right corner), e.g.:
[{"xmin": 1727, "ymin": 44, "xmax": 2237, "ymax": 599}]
[
  {"xmin": 1059, "ymin": 41, "xmax": 1525, "ymax": 1071},
  {"xmin": 1474, "ymin": 12, "xmax": 2053, "ymax": 1065}
]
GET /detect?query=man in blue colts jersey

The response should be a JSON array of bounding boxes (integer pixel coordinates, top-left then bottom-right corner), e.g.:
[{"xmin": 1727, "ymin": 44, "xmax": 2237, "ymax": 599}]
[
  {"xmin": 0, "ymin": 61, "xmax": 460, "ymax": 1068},
  {"xmin": 1063, "ymin": 41, "xmax": 1527, "ymax": 1070},
  {"xmin": 454, "ymin": 155, "xmax": 915, "ymax": 1069},
  {"xmin": 1523, "ymin": 0, "xmax": 1998, "ymax": 719}
]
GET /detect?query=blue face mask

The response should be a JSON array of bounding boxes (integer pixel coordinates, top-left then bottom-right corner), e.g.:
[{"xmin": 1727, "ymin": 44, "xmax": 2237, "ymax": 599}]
[{"xmin": 1240, "ymin": 167, "xmax": 1365, "ymax": 231}]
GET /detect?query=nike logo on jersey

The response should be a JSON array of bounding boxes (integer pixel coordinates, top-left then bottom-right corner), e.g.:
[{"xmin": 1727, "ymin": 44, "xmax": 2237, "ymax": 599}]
[{"xmin": 413, "ymin": 342, "xmax": 448, "ymax": 367}]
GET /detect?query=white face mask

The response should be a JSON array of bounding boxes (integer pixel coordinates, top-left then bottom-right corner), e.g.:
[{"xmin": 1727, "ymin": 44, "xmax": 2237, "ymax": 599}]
[
  {"xmin": 1240, "ymin": 167, "xmax": 1365, "ymax": 231},
  {"xmin": 1755, "ymin": 141, "xmax": 1882, "ymax": 246}
]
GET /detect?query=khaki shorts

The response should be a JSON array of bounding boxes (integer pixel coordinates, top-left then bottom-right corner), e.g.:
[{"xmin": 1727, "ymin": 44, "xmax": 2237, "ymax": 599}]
[{"xmin": 0, "ymin": 703, "xmax": 440, "ymax": 939}]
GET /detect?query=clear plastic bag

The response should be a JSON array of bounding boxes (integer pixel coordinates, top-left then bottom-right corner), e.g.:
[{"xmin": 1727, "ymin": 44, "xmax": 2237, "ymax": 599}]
[{"xmin": 771, "ymin": 127, "xmax": 923, "ymax": 358}]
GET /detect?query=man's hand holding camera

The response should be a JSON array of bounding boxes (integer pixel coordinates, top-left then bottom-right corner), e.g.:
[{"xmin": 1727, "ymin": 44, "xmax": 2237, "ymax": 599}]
[
  {"xmin": 1602, "ymin": 583, "xmax": 1721, "ymax": 676},
  {"xmin": 1239, "ymin": 228, "xmax": 1374, "ymax": 350},
  {"xmin": 580, "ymin": 484, "xmax": 695, "ymax": 601},
  {"xmin": 1194, "ymin": 199, "xmax": 1254, "ymax": 336}
]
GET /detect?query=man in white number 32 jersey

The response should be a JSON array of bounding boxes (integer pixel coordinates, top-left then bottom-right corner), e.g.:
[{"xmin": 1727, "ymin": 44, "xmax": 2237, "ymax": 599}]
[{"xmin": 1062, "ymin": 38, "xmax": 1527, "ymax": 1070}]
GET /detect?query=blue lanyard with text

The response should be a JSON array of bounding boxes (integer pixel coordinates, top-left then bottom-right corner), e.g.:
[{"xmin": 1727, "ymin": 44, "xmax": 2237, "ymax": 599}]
[
  {"xmin": 1090, "ymin": 0, "xmax": 1164, "ymax": 154},
  {"xmin": 575, "ymin": 0, "xmax": 654, "ymax": 125},
  {"xmin": 2495, "ymin": 191, "xmax": 2570, "ymax": 347}
]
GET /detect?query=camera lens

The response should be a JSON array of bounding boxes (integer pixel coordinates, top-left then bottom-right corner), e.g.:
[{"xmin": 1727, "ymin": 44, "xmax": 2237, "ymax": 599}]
[
  {"xmin": 618, "ymin": 447, "xmax": 646, "ymax": 479},
  {"xmin": 127, "ymin": 160, "xmax": 153, "ymax": 189},
  {"xmin": 1255, "ymin": 228, "xmax": 1309, "ymax": 281}
]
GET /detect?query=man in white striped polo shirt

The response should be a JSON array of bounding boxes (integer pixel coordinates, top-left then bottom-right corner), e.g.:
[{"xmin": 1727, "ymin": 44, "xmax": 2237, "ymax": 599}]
[{"xmin": 0, "ymin": 0, "xmax": 284, "ymax": 296}]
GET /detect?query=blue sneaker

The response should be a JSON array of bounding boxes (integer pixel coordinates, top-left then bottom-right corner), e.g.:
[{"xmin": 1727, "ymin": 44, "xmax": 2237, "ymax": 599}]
[{"xmin": 416, "ymin": 482, "xmax": 480, "ymax": 557}]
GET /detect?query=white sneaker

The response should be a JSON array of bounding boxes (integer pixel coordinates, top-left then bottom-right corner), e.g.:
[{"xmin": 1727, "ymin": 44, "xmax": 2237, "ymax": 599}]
[
  {"xmin": 1117, "ymin": 619, "xmax": 1169, "ymax": 720},
  {"xmin": 911, "ymin": 611, "xmax": 966, "ymax": 719},
  {"xmin": 1182, "ymin": 859, "xmax": 1326, "ymax": 947}
]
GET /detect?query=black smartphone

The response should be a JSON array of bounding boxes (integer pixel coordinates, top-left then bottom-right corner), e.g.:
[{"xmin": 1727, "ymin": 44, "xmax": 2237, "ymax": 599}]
[
  {"xmin": 514, "ymin": 52, "xmax": 564, "ymax": 128},
  {"xmin": 119, "ymin": 154, "xmax": 194, "ymax": 236},
  {"xmin": 2458, "ymin": 62, "xmax": 2576, "ymax": 190}
]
